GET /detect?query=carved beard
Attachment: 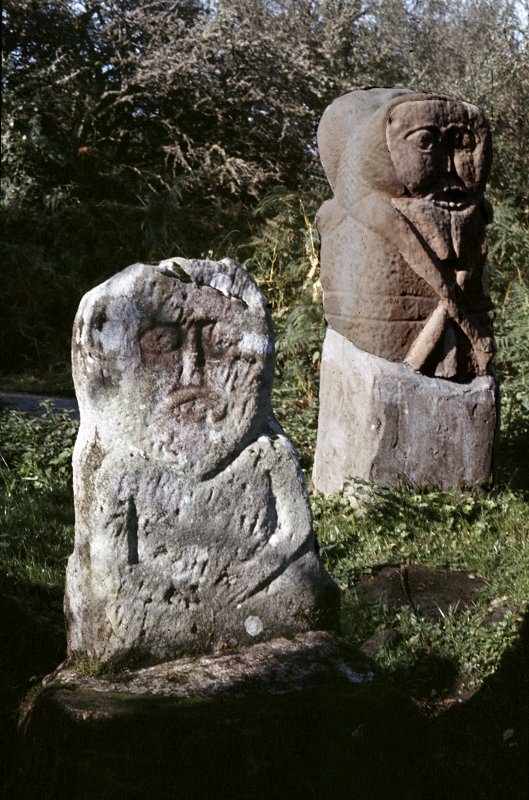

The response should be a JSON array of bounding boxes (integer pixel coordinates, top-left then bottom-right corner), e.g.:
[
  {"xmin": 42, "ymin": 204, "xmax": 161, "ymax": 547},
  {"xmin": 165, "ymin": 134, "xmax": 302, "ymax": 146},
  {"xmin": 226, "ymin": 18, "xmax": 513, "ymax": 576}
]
[
  {"xmin": 390, "ymin": 198, "xmax": 487, "ymax": 265},
  {"xmin": 388, "ymin": 197, "xmax": 493, "ymax": 379}
]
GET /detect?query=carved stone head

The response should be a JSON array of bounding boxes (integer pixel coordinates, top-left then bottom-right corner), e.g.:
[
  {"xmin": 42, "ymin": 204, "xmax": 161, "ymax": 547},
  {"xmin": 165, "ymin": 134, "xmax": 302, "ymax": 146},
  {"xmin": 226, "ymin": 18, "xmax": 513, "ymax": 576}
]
[
  {"xmin": 318, "ymin": 87, "xmax": 491, "ymax": 210},
  {"xmin": 386, "ymin": 97, "xmax": 491, "ymax": 205},
  {"xmin": 72, "ymin": 258, "xmax": 274, "ymax": 476}
]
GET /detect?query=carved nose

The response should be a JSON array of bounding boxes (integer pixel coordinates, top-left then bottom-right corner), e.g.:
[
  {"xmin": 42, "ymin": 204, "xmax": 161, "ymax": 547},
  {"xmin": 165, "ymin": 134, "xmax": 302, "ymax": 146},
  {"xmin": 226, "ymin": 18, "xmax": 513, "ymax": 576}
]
[
  {"xmin": 446, "ymin": 146, "xmax": 457, "ymax": 177},
  {"xmin": 181, "ymin": 348, "xmax": 203, "ymax": 386},
  {"xmin": 180, "ymin": 328, "xmax": 205, "ymax": 387}
]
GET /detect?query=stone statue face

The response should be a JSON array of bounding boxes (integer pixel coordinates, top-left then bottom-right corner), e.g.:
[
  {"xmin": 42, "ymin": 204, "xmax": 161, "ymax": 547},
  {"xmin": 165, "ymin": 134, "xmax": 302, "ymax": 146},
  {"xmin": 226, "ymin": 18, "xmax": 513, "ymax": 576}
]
[
  {"xmin": 386, "ymin": 99, "xmax": 491, "ymax": 206},
  {"xmin": 73, "ymin": 260, "xmax": 273, "ymax": 475},
  {"xmin": 139, "ymin": 284, "xmax": 258, "ymax": 427}
]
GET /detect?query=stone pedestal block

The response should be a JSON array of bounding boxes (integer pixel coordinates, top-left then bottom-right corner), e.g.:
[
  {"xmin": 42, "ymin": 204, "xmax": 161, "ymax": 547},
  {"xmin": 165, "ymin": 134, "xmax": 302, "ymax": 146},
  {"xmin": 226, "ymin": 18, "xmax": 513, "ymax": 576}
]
[
  {"xmin": 18, "ymin": 633, "xmax": 424, "ymax": 800},
  {"xmin": 313, "ymin": 328, "xmax": 498, "ymax": 494}
]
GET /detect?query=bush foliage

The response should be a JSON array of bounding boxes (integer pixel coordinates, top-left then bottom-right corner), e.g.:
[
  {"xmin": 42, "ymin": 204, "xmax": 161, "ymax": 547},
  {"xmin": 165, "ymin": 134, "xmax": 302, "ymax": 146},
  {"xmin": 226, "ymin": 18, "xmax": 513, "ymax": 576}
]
[
  {"xmin": 1, "ymin": 0, "xmax": 528, "ymax": 373},
  {"xmin": 1, "ymin": 9, "xmax": 528, "ymax": 792}
]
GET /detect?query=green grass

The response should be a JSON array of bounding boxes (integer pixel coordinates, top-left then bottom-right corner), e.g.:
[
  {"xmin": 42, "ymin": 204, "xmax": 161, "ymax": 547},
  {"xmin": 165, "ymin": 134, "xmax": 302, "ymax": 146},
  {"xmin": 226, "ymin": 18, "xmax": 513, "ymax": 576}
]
[
  {"xmin": 313, "ymin": 488, "xmax": 527, "ymax": 693},
  {"xmin": 0, "ymin": 406, "xmax": 76, "ymax": 589},
  {"xmin": 1, "ymin": 343, "xmax": 527, "ymax": 703},
  {"xmin": 0, "ymin": 193, "xmax": 527, "ymax": 705},
  {"xmin": 257, "ymin": 196, "xmax": 529, "ymax": 699}
]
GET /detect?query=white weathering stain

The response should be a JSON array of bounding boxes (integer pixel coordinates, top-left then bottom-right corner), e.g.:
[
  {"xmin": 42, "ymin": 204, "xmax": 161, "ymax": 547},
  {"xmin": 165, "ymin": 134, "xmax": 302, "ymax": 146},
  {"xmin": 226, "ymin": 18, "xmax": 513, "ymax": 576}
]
[
  {"xmin": 245, "ymin": 616, "xmax": 264, "ymax": 637},
  {"xmin": 240, "ymin": 332, "xmax": 273, "ymax": 356}
]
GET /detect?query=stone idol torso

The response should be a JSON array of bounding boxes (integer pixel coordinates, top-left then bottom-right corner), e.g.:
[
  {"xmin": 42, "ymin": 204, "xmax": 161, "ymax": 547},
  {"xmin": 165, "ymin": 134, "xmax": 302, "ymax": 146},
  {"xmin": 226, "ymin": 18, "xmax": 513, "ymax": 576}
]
[
  {"xmin": 66, "ymin": 258, "xmax": 338, "ymax": 666},
  {"xmin": 317, "ymin": 87, "xmax": 495, "ymax": 380}
]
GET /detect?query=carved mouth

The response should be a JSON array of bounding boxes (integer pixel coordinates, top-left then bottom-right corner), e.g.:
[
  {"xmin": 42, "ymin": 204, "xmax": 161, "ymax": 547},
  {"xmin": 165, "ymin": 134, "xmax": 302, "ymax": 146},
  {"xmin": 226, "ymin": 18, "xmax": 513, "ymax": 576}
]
[
  {"xmin": 429, "ymin": 187, "xmax": 475, "ymax": 210},
  {"xmin": 169, "ymin": 388, "xmax": 211, "ymax": 407}
]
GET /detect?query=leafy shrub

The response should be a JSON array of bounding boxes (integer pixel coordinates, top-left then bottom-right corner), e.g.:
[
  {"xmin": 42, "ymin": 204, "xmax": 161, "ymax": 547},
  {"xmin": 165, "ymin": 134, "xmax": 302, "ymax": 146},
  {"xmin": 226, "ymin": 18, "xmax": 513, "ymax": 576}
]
[
  {"xmin": 0, "ymin": 407, "xmax": 76, "ymax": 586},
  {"xmin": 1, "ymin": 0, "xmax": 528, "ymax": 373}
]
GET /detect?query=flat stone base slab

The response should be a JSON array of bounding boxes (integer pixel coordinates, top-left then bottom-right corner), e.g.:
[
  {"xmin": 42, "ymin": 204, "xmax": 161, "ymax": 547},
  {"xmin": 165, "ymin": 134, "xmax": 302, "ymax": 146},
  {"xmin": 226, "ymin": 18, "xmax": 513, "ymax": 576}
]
[
  {"xmin": 18, "ymin": 632, "xmax": 424, "ymax": 800},
  {"xmin": 313, "ymin": 329, "xmax": 498, "ymax": 493}
]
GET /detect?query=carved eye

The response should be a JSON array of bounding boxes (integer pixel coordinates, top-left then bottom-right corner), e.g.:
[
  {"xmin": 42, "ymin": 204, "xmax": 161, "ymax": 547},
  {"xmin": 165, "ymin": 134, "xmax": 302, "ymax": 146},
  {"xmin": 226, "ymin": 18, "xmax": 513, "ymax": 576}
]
[
  {"xmin": 450, "ymin": 126, "xmax": 476, "ymax": 151},
  {"xmin": 203, "ymin": 324, "xmax": 237, "ymax": 360},
  {"xmin": 206, "ymin": 335, "xmax": 234, "ymax": 359},
  {"xmin": 140, "ymin": 324, "xmax": 182, "ymax": 356},
  {"xmin": 405, "ymin": 128, "xmax": 440, "ymax": 152}
]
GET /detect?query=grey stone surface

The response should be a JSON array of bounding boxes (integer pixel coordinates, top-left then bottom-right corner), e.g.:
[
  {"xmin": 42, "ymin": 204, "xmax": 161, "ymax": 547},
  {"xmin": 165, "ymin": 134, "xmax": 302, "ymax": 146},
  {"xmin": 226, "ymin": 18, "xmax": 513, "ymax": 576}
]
[
  {"xmin": 313, "ymin": 328, "xmax": 497, "ymax": 493},
  {"xmin": 66, "ymin": 257, "xmax": 338, "ymax": 667},
  {"xmin": 38, "ymin": 632, "xmax": 372, "ymax": 701}
]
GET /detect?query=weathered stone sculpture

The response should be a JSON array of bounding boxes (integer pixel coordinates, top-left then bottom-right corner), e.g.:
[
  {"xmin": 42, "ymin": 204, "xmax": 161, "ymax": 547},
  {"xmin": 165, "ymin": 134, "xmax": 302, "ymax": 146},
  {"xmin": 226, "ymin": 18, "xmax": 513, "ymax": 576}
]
[
  {"xmin": 66, "ymin": 257, "xmax": 338, "ymax": 666},
  {"xmin": 313, "ymin": 88, "xmax": 498, "ymax": 493}
]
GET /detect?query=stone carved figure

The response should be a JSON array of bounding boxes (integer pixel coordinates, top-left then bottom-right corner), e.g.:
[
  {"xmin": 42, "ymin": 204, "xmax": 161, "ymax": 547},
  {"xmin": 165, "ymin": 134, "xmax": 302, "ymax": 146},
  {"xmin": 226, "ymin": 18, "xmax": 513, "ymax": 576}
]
[
  {"xmin": 66, "ymin": 258, "xmax": 338, "ymax": 666},
  {"xmin": 313, "ymin": 88, "xmax": 498, "ymax": 493},
  {"xmin": 317, "ymin": 87, "xmax": 495, "ymax": 379}
]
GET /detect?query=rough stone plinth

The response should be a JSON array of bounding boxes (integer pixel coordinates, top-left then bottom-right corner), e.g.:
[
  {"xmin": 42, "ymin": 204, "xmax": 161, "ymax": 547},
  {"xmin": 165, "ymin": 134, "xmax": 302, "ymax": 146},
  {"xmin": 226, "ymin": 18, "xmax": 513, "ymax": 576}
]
[
  {"xmin": 67, "ymin": 258, "xmax": 338, "ymax": 667},
  {"xmin": 18, "ymin": 632, "xmax": 424, "ymax": 800},
  {"xmin": 313, "ymin": 328, "xmax": 497, "ymax": 494}
]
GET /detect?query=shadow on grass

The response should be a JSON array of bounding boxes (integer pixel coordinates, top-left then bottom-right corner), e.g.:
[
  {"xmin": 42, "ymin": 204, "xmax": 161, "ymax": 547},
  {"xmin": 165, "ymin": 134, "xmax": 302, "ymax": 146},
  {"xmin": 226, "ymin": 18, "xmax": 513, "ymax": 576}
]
[
  {"xmin": 495, "ymin": 417, "xmax": 529, "ymax": 492},
  {"xmin": 3, "ymin": 581, "xmax": 527, "ymax": 800},
  {"xmin": 427, "ymin": 610, "xmax": 529, "ymax": 800},
  {"xmin": 0, "ymin": 576, "xmax": 66, "ymax": 794}
]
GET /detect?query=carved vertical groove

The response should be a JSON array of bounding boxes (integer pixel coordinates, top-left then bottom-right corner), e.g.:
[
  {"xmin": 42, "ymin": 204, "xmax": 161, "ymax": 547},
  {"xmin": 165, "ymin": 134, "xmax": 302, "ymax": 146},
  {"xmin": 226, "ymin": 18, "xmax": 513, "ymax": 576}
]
[{"xmin": 127, "ymin": 496, "xmax": 139, "ymax": 565}]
